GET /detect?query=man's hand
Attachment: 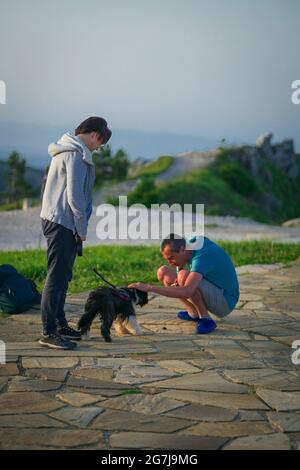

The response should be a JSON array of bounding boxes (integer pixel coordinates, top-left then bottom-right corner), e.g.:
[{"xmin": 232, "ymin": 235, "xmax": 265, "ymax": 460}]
[
  {"xmin": 79, "ymin": 236, "xmax": 86, "ymax": 242},
  {"xmin": 128, "ymin": 282, "xmax": 152, "ymax": 292}
]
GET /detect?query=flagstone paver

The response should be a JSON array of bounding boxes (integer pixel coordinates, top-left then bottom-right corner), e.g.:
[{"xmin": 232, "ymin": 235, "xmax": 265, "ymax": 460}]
[
  {"xmin": 66, "ymin": 375, "xmax": 136, "ymax": 391},
  {"xmin": 0, "ymin": 363, "xmax": 19, "ymax": 376},
  {"xmin": 180, "ymin": 420, "xmax": 273, "ymax": 437},
  {"xmin": 71, "ymin": 367, "xmax": 114, "ymax": 381},
  {"xmin": 8, "ymin": 377, "xmax": 63, "ymax": 392},
  {"xmin": 242, "ymin": 301, "xmax": 266, "ymax": 310},
  {"xmin": 156, "ymin": 360, "xmax": 201, "ymax": 374},
  {"xmin": 238, "ymin": 410, "xmax": 266, "ymax": 421},
  {"xmin": 64, "ymin": 386, "xmax": 124, "ymax": 398},
  {"xmin": 223, "ymin": 432, "xmax": 291, "ymax": 450},
  {"xmin": 222, "ymin": 368, "xmax": 300, "ymax": 390},
  {"xmin": 0, "ymin": 413, "xmax": 67, "ymax": 428},
  {"xmin": 49, "ymin": 406, "xmax": 104, "ymax": 428},
  {"xmin": 90, "ymin": 408, "xmax": 193, "ymax": 433},
  {"xmin": 0, "ymin": 258, "xmax": 299, "ymax": 449},
  {"xmin": 56, "ymin": 391, "xmax": 106, "ymax": 407},
  {"xmin": 266, "ymin": 412, "xmax": 300, "ymax": 432},
  {"xmin": 0, "ymin": 392, "xmax": 64, "ymax": 415},
  {"xmin": 109, "ymin": 432, "xmax": 227, "ymax": 450},
  {"xmin": 256, "ymin": 389, "xmax": 300, "ymax": 411},
  {"xmin": 99, "ymin": 394, "xmax": 187, "ymax": 415},
  {"xmin": 164, "ymin": 403, "xmax": 238, "ymax": 422},
  {"xmin": 189, "ymin": 358, "xmax": 266, "ymax": 370},
  {"xmin": 0, "ymin": 378, "xmax": 7, "ymax": 393},
  {"xmin": 0, "ymin": 428, "xmax": 105, "ymax": 449},
  {"xmin": 22, "ymin": 357, "xmax": 79, "ymax": 369},
  {"xmin": 159, "ymin": 390, "xmax": 270, "ymax": 410},
  {"xmin": 25, "ymin": 368, "xmax": 69, "ymax": 382},
  {"xmin": 147, "ymin": 371, "xmax": 249, "ymax": 393},
  {"xmin": 114, "ymin": 364, "xmax": 179, "ymax": 385}
]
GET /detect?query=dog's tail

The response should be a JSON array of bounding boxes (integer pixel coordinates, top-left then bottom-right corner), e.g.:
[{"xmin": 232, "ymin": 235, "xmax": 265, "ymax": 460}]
[{"xmin": 77, "ymin": 301, "xmax": 99, "ymax": 335}]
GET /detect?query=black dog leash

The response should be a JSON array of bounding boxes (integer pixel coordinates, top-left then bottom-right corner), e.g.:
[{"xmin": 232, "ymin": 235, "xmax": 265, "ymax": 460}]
[
  {"xmin": 75, "ymin": 236, "xmax": 134, "ymax": 302},
  {"xmin": 76, "ymin": 238, "xmax": 155, "ymax": 300},
  {"xmin": 92, "ymin": 268, "xmax": 117, "ymax": 289},
  {"xmin": 92, "ymin": 268, "xmax": 131, "ymax": 301}
]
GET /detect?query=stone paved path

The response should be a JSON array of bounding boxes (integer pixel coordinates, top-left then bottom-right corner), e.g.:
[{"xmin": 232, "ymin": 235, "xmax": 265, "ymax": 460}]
[{"xmin": 0, "ymin": 260, "xmax": 300, "ymax": 450}]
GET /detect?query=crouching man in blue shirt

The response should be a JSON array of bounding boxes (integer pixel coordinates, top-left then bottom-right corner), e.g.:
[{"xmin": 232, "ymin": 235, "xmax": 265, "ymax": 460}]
[{"xmin": 129, "ymin": 233, "xmax": 239, "ymax": 334}]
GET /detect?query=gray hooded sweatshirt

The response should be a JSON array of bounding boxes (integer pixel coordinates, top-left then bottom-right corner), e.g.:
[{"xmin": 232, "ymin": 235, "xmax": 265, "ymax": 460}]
[{"xmin": 40, "ymin": 133, "xmax": 95, "ymax": 238}]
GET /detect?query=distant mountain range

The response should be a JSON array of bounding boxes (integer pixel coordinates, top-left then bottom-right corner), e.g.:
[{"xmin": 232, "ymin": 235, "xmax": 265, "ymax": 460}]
[{"xmin": 0, "ymin": 122, "xmax": 220, "ymax": 169}]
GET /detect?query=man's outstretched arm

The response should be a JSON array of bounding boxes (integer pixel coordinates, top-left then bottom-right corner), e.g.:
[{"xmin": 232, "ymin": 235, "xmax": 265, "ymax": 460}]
[{"xmin": 129, "ymin": 271, "xmax": 203, "ymax": 299}]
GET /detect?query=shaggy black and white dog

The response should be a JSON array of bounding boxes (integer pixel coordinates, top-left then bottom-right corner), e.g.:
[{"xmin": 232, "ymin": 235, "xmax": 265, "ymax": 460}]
[{"xmin": 77, "ymin": 286, "xmax": 148, "ymax": 342}]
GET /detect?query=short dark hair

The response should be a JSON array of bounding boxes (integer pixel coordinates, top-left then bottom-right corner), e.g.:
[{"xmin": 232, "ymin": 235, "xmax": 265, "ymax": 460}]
[
  {"xmin": 160, "ymin": 233, "xmax": 186, "ymax": 252},
  {"xmin": 75, "ymin": 116, "xmax": 112, "ymax": 144}
]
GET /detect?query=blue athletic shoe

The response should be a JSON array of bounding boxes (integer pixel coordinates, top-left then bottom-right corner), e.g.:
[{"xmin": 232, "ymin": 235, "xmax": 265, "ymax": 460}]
[
  {"xmin": 177, "ymin": 311, "xmax": 198, "ymax": 321},
  {"xmin": 195, "ymin": 318, "xmax": 217, "ymax": 334}
]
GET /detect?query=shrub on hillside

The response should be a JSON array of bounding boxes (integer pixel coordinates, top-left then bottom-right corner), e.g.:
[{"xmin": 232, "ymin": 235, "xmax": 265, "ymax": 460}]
[
  {"xmin": 127, "ymin": 176, "xmax": 160, "ymax": 206},
  {"xmin": 217, "ymin": 162, "xmax": 257, "ymax": 196}
]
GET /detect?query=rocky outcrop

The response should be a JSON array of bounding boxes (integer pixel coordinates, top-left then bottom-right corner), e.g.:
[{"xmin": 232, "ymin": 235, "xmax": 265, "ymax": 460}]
[
  {"xmin": 239, "ymin": 133, "xmax": 299, "ymax": 180},
  {"xmin": 219, "ymin": 133, "xmax": 299, "ymax": 184},
  {"xmin": 256, "ymin": 133, "xmax": 298, "ymax": 179},
  {"xmin": 216, "ymin": 133, "xmax": 300, "ymax": 220}
]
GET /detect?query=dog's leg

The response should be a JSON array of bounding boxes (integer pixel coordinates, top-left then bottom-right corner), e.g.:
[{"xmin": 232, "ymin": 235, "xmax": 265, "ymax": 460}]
[
  {"xmin": 123, "ymin": 315, "xmax": 144, "ymax": 335},
  {"xmin": 78, "ymin": 304, "xmax": 98, "ymax": 337},
  {"xmin": 101, "ymin": 299, "xmax": 115, "ymax": 342},
  {"xmin": 81, "ymin": 329, "xmax": 91, "ymax": 341},
  {"xmin": 114, "ymin": 318, "xmax": 129, "ymax": 336}
]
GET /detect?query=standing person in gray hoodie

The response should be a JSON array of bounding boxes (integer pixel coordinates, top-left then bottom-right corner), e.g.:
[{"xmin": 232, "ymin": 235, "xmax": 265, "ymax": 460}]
[{"xmin": 39, "ymin": 117, "xmax": 112, "ymax": 349}]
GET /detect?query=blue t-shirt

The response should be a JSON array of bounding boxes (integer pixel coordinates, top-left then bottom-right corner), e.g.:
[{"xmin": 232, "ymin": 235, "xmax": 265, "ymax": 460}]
[{"xmin": 187, "ymin": 236, "xmax": 239, "ymax": 310}]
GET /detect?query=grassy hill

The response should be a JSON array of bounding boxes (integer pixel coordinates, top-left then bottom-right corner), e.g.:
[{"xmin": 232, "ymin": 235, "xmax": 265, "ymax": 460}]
[{"xmin": 124, "ymin": 143, "xmax": 300, "ymax": 224}]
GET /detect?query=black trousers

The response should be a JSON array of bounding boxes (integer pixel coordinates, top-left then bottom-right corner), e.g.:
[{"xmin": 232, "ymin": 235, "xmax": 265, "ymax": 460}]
[{"xmin": 41, "ymin": 219, "xmax": 77, "ymax": 335}]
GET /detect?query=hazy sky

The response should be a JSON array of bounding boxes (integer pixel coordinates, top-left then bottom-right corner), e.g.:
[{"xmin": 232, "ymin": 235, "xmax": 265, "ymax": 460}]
[{"xmin": 0, "ymin": 0, "xmax": 299, "ymax": 147}]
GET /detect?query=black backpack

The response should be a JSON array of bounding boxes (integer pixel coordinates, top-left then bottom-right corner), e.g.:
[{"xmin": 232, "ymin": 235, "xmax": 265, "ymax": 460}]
[{"xmin": 0, "ymin": 264, "xmax": 41, "ymax": 314}]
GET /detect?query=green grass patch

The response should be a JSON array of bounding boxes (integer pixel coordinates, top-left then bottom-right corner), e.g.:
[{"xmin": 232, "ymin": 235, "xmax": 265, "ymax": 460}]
[
  {"xmin": 0, "ymin": 241, "xmax": 299, "ymax": 295},
  {"xmin": 0, "ymin": 198, "xmax": 40, "ymax": 211},
  {"xmin": 215, "ymin": 240, "xmax": 300, "ymax": 266},
  {"xmin": 133, "ymin": 155, "xmax": 174, "ymax": 178},
  {"xmin": 121, "ymin": 389, "xmax": 143, "ymax": 395},
  {"xmin": 0, "ymin": 200, "xmax": 23, "ymax": 211},
  {"xmin": 156, "ymin": 168, "xmax": 266, "ymax": 222}
]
